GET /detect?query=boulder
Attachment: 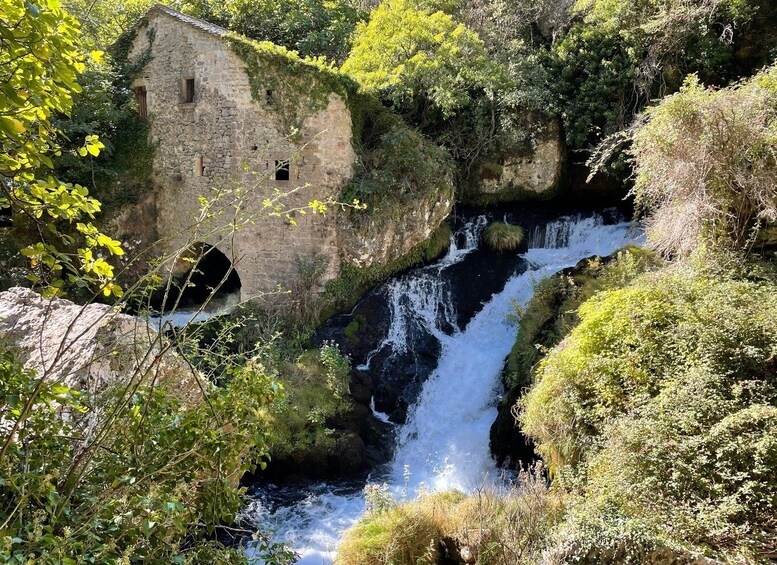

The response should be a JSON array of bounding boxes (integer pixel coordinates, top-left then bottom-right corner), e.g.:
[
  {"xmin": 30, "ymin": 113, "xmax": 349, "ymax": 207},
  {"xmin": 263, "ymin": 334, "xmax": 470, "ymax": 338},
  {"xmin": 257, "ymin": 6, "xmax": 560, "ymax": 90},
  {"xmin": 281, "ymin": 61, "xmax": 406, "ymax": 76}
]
[
  {"xmin": 339, "ymin": 185, "xmax": 454, "ymax": 269},
  {"xmin": 0, "ymin": 287, "xmax": 200, "ymax": 401}
]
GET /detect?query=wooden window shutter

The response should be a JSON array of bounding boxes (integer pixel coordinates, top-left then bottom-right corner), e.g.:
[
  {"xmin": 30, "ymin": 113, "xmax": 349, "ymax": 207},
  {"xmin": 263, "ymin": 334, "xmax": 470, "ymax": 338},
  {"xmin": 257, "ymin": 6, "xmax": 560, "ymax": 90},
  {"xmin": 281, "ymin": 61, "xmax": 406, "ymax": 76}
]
[{"xmin": 134, "ymin": 86, "xmax": 147, "ymax": 120}]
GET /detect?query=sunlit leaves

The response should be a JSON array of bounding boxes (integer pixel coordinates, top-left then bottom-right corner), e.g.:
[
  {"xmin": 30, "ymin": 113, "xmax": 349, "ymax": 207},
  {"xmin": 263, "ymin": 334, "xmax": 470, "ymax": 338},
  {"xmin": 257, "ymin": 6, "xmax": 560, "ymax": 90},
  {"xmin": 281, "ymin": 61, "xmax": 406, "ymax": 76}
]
[
  {"xmin": 0, "ymin": 0, "xmax": 124, "ymax": 297},
  {"xmin": 342, "ymin": 0, "xmax": 506, "ymax": 117}
]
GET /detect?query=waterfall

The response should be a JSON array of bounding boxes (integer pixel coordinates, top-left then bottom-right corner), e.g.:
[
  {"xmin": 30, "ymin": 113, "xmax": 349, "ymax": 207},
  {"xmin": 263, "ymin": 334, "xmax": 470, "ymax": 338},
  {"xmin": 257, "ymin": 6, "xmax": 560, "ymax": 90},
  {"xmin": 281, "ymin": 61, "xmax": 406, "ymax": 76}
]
[
  {"xmin": 358, "ymin": 215, "xmax": 488, "ymax": 369},
  {"xmin": 390, "ymin": 214, "xmax": 634, "ymax": 491},
  {"xmin": 244, "ymin": 212, "xmax": 637, "ymax": 565}
]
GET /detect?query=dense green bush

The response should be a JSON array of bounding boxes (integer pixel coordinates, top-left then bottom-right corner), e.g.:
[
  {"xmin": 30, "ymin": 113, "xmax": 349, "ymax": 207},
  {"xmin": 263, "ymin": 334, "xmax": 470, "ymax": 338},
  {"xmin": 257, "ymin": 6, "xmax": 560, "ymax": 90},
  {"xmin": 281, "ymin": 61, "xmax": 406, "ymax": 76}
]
[
  {"xmin": 519, "ymin": 266, "xmax": 777, "ymax": 560},
  {"xmin": 343, "ymin": 96, "xmax": 456, "ymax": 209},
  {"xmin": 0, "ymin": 347, "xmax": 293, "ymax": 564},
  {"xmin": 507, "ymin": 247, "xmax": 661, "ymax": 391},
  {"xmin": 552, "ymin": 0, "xmax": 757, "ymax": 149}
]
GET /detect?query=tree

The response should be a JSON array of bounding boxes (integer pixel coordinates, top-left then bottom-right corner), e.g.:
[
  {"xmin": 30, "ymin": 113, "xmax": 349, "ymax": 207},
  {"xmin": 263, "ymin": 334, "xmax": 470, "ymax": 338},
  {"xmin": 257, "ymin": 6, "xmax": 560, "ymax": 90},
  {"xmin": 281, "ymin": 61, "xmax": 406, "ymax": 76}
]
[
  {"xmin": 552, "ymin": 0, "xmax": 758, "ymax": 149},
  {"xmin": 185, "ymin": 0, "xmax": 364, "ymax": 63},
  {"xmin": 0, "ymin": 0, "xmax": 124, "ymax": 297},
  {"xmin": 342, "ymin": 0, "xmax": 506, "ymax": 123},
  {"xmin": 63, "ymin": 0, "xmax": 159, "ymax": 50}
]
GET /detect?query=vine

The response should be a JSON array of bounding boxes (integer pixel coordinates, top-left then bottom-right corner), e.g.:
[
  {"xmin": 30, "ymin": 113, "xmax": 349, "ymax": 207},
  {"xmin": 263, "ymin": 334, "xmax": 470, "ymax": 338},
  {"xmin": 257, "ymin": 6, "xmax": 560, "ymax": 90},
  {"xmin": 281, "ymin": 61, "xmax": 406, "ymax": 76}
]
[{"xmin": 227, "ymin": 33, "xmax": 357, "ymax": 140}]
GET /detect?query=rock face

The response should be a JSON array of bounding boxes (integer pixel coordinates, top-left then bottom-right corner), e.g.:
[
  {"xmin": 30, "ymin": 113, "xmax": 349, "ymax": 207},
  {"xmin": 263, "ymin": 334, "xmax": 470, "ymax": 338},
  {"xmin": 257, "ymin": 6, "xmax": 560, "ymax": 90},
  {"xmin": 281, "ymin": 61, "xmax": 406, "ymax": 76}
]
[
  {"xmin": 0, "ymin": 287, "xmax": 199, "ymax": 400},
  {"xmin": 339, "ymin": 186, "xmax": 454, "ymax": 268},
  {"xmin": 469, "ymin": 119, "xmax": 565, "ymax": 203}
]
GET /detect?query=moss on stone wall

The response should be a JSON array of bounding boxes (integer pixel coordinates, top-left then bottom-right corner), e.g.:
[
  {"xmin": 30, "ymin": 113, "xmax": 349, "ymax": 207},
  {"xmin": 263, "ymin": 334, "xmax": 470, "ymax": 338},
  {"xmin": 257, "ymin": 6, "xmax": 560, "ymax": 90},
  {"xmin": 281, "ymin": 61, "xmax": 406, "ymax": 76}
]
[
  {"xmin": 227, "ymin": 33, "xmax": 358, "ymax": 139},
  {"xmin": 343, "ymin": 96, "xmax": 455, "ymax": 217}
]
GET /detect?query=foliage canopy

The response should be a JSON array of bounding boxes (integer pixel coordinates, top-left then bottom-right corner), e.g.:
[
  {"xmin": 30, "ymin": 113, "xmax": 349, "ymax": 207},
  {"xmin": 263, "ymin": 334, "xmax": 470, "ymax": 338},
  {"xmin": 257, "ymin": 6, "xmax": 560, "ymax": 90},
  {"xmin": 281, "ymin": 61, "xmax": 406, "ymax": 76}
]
[
  {"xmin": 0, "ymin": 0, "xmax": 124, "ymax": 297},
  {"xmin": 342, "ymin": 0, "xmax": 506, "ymax": 121}
]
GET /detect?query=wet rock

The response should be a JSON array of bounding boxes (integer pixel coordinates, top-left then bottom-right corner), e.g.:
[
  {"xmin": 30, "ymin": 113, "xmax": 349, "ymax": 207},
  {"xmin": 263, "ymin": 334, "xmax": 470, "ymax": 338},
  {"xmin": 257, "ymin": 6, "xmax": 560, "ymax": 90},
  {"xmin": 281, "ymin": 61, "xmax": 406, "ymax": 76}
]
[{"xmin": 489, "ymin": 384, "xmax": 536, "ymax": 469}]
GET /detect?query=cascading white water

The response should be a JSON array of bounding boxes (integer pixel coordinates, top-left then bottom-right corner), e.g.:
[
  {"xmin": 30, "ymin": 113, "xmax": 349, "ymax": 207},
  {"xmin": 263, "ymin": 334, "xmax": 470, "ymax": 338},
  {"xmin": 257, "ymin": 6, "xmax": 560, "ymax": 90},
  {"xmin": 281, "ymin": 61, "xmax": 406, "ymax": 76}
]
[
  {"xmin": 358, "ymin": 216, "xmax": 488, "ymax": 369},
  {"xmin": 244, "ymin": 213, "xmax": 637, "ymax": 565},
  {"xmin": 389, "ymin": 215, "xmax": 635, "ymax": 492}
]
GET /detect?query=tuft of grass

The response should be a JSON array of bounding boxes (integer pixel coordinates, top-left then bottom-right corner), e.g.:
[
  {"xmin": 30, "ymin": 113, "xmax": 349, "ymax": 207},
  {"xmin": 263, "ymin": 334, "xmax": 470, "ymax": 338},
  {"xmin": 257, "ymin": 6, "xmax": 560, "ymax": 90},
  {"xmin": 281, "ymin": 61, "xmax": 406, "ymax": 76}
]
[
  {"xmin": 337, "ymin": 464, "xmax": 562, "ymax": 565},
  {"xmin": 483, "ymin": 222, "xmax": 525, "ymax": 252}
]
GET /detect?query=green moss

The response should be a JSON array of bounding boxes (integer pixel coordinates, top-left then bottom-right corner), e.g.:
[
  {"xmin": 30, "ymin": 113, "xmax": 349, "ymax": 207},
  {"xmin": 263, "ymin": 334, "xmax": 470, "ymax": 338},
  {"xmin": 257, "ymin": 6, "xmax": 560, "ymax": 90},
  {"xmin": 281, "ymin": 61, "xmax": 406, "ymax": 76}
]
[
  {"xmin": 483, "ymin": 222, "xmax": 525, "ymax": 252},
  {"xmin": 344, "ymin": 314, "xmax": 367, "ymax": 346},
  {"xmin": 226, "ymin": 33, "xmax": 357, "ymax": 139}
]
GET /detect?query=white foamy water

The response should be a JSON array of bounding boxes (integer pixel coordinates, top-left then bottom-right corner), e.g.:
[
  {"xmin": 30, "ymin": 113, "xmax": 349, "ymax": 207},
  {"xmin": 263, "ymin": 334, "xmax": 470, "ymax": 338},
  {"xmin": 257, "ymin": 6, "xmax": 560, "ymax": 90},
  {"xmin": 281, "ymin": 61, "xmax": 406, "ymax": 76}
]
[
  {"xmin": 146, "ymin": 289, "xmax": 241, "ymax": 328},
  {"xmin": 357, "ymin": 216, "xmax": 487, "ymax": 370},
  {"xmin": 245, "ymin": 213, "xmax": 638, "ymax": 565}
]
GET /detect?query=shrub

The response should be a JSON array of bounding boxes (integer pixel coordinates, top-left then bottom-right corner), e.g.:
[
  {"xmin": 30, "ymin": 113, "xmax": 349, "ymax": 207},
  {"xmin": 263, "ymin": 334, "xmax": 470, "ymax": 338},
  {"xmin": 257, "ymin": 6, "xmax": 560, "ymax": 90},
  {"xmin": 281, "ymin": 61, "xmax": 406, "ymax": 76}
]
[
  {"xmin": 0, "ymin": 348, "xmax": 291, "ymax": 564},
  {"xmin": 337, "ymin": 465, "xmax": 563, "ymax": 565},
  {"xmin": 507, "ymin": 246, "xmax": 661, "ymax": 390},
  {"xmin": 630, "ymin": 66, "xmax": 777, "ymax": 256},
  {"xmin": 519, "ymin": 266, "xmax": 777, "ymax": 560},
  {"xmin": 483, "ymin": 222, "xmax": 525, "ymax": 252},
  {"xmin": 343, "ymin": 96, "xmax": 456, "ymax": 211},
  {"xmin": 267, "ymin": 344, "xmax": 352, "ymax": 460}
]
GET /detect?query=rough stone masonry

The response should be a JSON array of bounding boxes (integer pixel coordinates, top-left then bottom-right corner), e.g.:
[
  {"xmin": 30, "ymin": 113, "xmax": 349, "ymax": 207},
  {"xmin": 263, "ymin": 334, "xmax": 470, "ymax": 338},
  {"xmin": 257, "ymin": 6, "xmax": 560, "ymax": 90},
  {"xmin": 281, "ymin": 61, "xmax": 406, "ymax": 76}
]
[{"xmin": 118, "ymin": 5, "xmax": 358, "ymax": 300}]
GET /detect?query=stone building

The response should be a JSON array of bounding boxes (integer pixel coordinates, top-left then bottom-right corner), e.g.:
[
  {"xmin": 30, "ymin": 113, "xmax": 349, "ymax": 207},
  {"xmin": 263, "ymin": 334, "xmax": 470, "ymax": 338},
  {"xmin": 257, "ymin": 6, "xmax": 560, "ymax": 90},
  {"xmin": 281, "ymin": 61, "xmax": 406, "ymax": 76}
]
[{"xmin": 118, "ymin": 5, "xmax": 360, "ymax": 301}]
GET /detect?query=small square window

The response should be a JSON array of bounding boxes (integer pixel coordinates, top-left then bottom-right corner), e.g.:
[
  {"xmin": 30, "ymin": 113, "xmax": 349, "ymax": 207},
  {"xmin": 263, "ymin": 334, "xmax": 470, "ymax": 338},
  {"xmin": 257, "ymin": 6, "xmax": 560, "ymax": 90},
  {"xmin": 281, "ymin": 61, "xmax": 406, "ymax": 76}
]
[
  {"xmin": 275, "ymin": 160, "xmax": 290, "ymax": 181},
  {"xmin": 184, "ymin": 78, "xmax": 195, "ymax": 103}
]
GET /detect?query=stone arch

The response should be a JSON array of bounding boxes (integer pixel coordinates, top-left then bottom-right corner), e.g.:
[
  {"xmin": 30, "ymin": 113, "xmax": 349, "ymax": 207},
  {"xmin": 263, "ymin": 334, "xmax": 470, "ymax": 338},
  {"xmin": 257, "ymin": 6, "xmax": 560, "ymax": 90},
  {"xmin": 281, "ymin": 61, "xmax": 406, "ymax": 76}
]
[{"xmin": 155, "ymin": 242, "xmax": 241, "ymax": 311}]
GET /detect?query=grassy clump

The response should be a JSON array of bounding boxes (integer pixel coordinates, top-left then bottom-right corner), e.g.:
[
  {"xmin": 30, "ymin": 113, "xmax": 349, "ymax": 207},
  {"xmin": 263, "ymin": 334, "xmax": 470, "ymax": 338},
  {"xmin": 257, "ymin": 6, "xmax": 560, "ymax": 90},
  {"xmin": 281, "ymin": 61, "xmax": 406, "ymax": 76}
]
[
  {"xmin": 519, "ymin": 264, "xmax": 777, "ymax": 561},
  {"xmin": 483, "ymin": 222, "xmax": 525, "ymax": 252},
  {"xmin": 337, "ymin": 465, "xmax": 563, "ymax": 565},
  {"xmin": 267, "ymin": 344, "xmax": 352, "ymax": 460}
]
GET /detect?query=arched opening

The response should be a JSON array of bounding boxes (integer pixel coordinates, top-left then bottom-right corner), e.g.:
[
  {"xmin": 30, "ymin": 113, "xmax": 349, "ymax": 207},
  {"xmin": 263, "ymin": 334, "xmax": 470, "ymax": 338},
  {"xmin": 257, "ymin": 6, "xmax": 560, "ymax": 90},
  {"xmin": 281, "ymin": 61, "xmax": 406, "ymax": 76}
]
[{"xmin": 152, "ymin": 243, "xmax": 241, "ymax": 313}]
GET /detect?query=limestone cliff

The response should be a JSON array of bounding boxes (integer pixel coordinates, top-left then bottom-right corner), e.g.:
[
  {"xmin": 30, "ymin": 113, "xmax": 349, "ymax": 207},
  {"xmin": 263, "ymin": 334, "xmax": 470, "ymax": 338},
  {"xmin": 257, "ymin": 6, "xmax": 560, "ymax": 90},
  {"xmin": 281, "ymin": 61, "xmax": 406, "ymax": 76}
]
[
  {"xmin": 339, "ymin": 185, "xmax": 454, "ymax": 269},
  {"xmin": 467, "ymin": 118, "xmax": 565, "ymax": 204}
]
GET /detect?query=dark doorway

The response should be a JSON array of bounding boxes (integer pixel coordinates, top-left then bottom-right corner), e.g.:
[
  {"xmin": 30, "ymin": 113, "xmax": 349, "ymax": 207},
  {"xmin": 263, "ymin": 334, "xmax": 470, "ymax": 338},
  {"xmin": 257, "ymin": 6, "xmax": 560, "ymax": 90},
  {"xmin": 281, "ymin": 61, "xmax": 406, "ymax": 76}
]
[{"xmin": 152, "ymin": 244, "xmax": 241, "ymax": 311}]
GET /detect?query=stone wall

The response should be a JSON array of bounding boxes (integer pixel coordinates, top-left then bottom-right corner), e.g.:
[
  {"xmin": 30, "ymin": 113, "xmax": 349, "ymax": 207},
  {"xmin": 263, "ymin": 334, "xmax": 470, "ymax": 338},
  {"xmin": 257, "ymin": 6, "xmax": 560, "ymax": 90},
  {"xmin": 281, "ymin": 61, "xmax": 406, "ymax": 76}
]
[{"xmin": 120, "ymin": 10, "xmax": 355, "ymax": 300}]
